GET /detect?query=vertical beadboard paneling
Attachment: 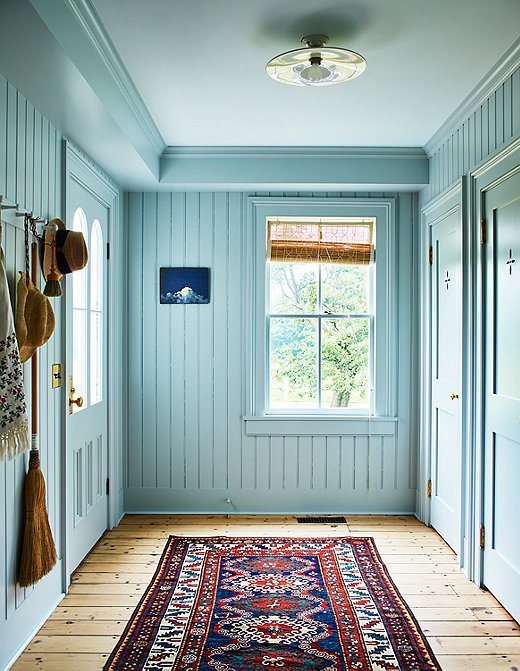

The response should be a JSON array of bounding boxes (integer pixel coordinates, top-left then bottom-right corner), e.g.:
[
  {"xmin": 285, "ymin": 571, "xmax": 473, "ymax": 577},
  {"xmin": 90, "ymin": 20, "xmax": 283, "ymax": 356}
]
[
  {"xmin": 127, "ymin": 193, "xmax": 144, "ymax": 489},
  {"xmin": 425, "ymin": 64, "xmax": 520, "ymax": 200},
  {"xmin": 198, "ymin": 193, "xmax": 215, "ymax": 489},
  {"xmin": 125, "ymin": 190, "xmax": 415, "ymax": 513},
  {"xmin": 0, "ymin": 74, "xmax": 64, "ymax": 669},
  {"xmin": 212, "ymin": 193, "xmax": 229, "ymax": 490},
  {"xmin": 170, "ymin": 193, "xmax": 187, "ymax": 490},
  {"xmin": 184, "ymin": 192, "xmax": 201, "ymax": 490},
  {"xmin": 141, "ymin": 193, "xmax": 158, "ymax": 488},
  {"xmin": 155, "ymin": 193, "xmax": 173, "ymax": 489},
  {"xmin": 227, "ymin": 193, "xmax": 244, "ymax": 492}
]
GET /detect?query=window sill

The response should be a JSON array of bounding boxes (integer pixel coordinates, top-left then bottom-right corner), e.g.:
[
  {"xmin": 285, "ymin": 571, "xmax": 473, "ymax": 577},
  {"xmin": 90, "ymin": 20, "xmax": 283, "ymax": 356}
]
[{"xmin": 243, "ymin": 415, "xmax": 397, "ymax": 437}]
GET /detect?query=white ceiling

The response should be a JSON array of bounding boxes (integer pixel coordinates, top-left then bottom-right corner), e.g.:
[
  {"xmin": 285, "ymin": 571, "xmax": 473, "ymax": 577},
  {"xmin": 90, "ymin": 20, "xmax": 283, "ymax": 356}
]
[
  {"xmin": 1, "ymin": 0, "xmax": 519, "ymax": 189},
  {"xmin": 91, "ymin": 0, "xmax": 520, "ymax": 147}
]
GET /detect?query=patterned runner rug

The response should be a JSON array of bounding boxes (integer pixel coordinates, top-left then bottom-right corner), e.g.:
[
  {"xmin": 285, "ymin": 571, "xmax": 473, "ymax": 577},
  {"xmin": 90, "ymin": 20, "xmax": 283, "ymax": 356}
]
[{"xmin": 105, "ymin": 536, "xmax": 441, "ymax": 670}]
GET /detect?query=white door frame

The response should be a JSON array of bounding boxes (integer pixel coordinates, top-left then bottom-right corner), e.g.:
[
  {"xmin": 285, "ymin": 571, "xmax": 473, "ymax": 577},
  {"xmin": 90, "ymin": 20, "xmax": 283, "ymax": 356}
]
[
  {"xmin": 62, "ymin": 141, "xmax": 122, "ymax": 586},
  {"xmin": 471, "ymin": 137, "xmax": 520, "ymax": 587}
]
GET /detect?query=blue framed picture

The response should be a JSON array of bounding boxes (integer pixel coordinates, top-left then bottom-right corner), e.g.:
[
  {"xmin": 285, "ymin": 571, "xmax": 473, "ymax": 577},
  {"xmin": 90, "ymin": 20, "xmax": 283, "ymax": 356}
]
[{"xmin": 160, "ymin": 267, "xmax": 210, "ymax": 304}]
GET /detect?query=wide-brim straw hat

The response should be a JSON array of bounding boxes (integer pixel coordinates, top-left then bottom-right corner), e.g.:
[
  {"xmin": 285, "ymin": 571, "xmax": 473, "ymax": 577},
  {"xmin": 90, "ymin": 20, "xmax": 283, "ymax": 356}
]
[
  {"xmin": 41, "ymin": 220, "xmax": 63, "ymax": 282},
  {"xmin": 41, "ymin": 218, "xmax": 88, "ymax": 279},
  {"xmin": 16, "ymin": 272, "xmax": 55, "ymax": 363}
]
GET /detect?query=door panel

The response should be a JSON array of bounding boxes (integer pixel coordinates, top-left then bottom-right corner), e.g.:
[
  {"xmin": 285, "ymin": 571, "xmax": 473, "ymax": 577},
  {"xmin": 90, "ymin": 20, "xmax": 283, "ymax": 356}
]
[
  {"xmin": 66, "ymin": 176, "xmax": 109, "ymax": 574},
  {"xmin": 482, "ymin": 171, "xmax": 520, "ymax": 622},
  {"xmin": 430, "ymin": 204, "xmax": 462, "ymax": 554}
]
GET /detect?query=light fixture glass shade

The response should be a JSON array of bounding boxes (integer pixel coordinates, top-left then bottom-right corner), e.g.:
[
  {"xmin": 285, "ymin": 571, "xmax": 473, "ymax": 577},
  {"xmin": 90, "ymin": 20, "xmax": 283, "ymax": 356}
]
[{"xmin": 266, "ymin": 36, "xmax": 366, "ymax": 87}]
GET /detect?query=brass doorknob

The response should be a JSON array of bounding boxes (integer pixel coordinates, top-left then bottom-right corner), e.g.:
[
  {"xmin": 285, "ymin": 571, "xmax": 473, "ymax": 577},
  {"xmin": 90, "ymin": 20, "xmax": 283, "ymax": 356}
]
[
  {"xmin": 450, "ymin": 393, "xmax": 459, "ymax": 400},
  {"xmin": 69, "ymin": 376, "xmax": 84, "ymax": 414}
]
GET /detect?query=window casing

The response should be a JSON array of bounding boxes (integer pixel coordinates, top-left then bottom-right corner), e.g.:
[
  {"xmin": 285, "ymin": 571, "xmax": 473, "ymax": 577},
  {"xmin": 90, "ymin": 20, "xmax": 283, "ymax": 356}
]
[{"xmin": 245, "ymin": 197, "xmax": 397, "ymax": 434}]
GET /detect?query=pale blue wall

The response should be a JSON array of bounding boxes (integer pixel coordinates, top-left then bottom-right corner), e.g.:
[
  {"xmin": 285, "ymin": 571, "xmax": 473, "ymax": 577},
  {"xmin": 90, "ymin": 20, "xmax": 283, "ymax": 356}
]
[
  {"xmin": 0, "ymin": 74, "xmax": 65, "ymax": 669},
  {"xmin": 125, "ymin": 190, "xmax": 419, "ymax": 514}
]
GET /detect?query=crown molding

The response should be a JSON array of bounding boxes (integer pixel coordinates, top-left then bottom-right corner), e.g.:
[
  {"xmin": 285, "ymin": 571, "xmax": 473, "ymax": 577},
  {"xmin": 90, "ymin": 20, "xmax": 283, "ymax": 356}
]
[
  {"xmin": 424, "ymin": 38, "xmax": 520, "ymax": 156},
  {"xmin": 28, "ymin": 0, "xmax": 165, "ymax": 177},
  {"xmin": 162, "ymin": 146, "xmax": 427, "ymax": 160}
]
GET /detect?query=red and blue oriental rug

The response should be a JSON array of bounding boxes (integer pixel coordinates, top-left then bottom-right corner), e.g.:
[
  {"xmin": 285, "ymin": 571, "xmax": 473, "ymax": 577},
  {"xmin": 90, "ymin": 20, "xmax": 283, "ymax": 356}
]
[{"xmin": 105, "ymin": 536, "xmax": 441, "ymax": 670}]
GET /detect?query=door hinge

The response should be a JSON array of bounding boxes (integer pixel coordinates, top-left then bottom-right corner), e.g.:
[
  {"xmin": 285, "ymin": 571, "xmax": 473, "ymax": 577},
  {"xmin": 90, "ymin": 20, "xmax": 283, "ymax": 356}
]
[
  {"xmin": 480, "ymin": 219, "xmax": 487, "ymax": 245},
  {"xmin": 427, "ymin": 479, "xmax": 432, "ymax": 498},
  {"xmin": 480, "ymin": 524, "xmax": 485, "ymax": 550},
  {"xmin": 106, "ymin": 242, "xmax": 110, "ymax": 260},
  {"xmin": 428, "ymin": 246, "xmax": 433, "ymax": 265},
  {"xmin": 106, "ymin": 478, "xmax": 110, "ymax": 496}
]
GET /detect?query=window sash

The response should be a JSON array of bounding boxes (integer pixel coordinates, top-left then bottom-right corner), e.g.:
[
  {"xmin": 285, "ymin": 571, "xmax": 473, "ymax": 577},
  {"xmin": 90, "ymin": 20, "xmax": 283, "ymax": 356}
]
[{"xmin": 268, "ymin": 314, "xmax": 372, "ymax": 411}]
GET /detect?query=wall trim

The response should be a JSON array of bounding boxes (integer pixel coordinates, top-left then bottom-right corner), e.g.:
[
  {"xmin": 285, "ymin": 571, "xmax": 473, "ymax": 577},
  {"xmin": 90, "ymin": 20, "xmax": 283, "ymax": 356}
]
[
  {"xmin": 162, "ymin": 146, "xmax": 427, "ymax": 160},
  {"xmin": 159, "ymin": 147, "xmax": 428, "ymax": 190},
  {"xmin": 424, "ymin": 38, "xmax": 520, "ymax": 156},
  {"xmin": 124, "ymin": 488, "xmax": 416, "ymax": 515},
  {"xmin": 244, "ymin": 416, "xmax": 397, "ymax": 437}
]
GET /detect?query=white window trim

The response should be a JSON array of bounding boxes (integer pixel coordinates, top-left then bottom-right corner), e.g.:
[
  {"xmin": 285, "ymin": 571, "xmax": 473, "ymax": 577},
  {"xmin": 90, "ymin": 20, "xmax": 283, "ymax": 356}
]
[{"xmin": 244, "ymin": 196, "xmax": 397, "ymax": 436}]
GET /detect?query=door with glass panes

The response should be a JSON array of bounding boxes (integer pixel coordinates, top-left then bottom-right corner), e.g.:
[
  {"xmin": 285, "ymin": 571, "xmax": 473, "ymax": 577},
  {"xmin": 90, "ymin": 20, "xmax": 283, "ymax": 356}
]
[{"xmin": 65, "ymin": 170, "xmax": 109, "ymax": 575}]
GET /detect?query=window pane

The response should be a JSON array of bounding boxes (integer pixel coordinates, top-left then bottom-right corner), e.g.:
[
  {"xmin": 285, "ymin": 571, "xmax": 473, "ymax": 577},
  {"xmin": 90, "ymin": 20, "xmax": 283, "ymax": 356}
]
[
  {"xmin": 72, "ymin": 208, "xmax": 88, "ymax": 309},
  {"xmin": 321, "ymin": 265, "xmax": 370, "ymax": 314},
  {"xmin": 90, "ymin": 220, "xmax": 103, "ymax": 311},
  {"xmin": 321, "ymin": 318, "xmax": 370, "ymax": 409},
  {"xmin": 269, "ymin": 263, "xmax": 317, "ymax": 314},
  {"xmin": 270, "ymin": 318, "xmax": 317, "ymax": 408},
  {"xmin": 73, "ymin": 308, "xmax": 87, "ymax": 411},
  {"xmin": 90, "ymin": 311, "xmax": 102, "ymax": 404}
]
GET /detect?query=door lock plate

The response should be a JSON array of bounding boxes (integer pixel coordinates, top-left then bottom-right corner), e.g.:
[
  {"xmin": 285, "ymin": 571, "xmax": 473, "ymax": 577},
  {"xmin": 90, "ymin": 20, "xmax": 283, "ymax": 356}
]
[{"xmin": 51, "ymin": 363, "xmax": 62, "ymax": 389}]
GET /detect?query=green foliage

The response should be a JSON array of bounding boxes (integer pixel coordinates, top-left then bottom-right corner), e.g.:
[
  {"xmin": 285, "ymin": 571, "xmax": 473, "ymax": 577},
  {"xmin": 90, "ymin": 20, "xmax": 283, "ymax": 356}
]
[{"xmin": 269, "ymin": 262, "xmax": 370, "ymax": 407}]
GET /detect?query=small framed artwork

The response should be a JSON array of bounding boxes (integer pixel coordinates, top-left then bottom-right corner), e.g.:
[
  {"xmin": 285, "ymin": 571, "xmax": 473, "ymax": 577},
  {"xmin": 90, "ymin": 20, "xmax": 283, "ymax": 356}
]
[{"xmin": 160, "ymin": 267, "xmax": 210, "ymax": 304}]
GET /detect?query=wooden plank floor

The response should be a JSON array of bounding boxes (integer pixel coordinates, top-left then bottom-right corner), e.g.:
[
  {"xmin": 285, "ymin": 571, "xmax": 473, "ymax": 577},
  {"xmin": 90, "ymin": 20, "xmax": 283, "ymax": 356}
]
[{"xmin": 11, "ymin": 514, "xmax": 520, "ymax": 670}]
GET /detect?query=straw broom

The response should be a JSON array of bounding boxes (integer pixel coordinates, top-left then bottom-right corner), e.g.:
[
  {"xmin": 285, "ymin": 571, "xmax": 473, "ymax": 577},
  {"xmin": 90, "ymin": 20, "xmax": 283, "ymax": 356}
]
[{"xmin": 18, "ymin": 241, "xmax": 57, "ymax": 587}]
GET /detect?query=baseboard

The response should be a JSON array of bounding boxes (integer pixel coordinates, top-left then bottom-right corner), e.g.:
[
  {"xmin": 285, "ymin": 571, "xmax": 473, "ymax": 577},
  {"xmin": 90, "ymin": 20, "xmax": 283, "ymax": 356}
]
[
  {"xmin": 3, "ymin": 563, "xmax": 64, "ymax": 670},
  {"xmin": 123, "ymin": 487, "xmax": 416, "ymax": 515}
]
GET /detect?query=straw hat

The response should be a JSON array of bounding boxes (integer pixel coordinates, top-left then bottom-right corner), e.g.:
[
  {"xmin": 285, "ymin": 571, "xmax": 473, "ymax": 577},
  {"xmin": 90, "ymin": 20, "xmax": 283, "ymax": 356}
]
[
  {"xmin": 15, "ymin": 273, "xmax": 55, "ymax": 363},
  {"xmin": 41, "ymin": 219, "xmax": 64, "ymax": 282},
  {"xmin": 41, "ymin": 219, "xmax": 88, "ymax": 280}
]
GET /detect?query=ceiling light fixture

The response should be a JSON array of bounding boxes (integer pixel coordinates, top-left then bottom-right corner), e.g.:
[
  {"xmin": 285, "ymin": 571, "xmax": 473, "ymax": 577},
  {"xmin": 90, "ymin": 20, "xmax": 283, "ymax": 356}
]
[{"xmin": 266, "ymin": 35, "xmax": 366, "ymax": 87}]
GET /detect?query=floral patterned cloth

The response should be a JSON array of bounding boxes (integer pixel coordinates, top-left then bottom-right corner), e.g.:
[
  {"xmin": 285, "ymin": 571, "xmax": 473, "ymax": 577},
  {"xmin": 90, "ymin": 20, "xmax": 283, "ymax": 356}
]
[{"xmin": 0, "ymin": 243, "xmax": 29, "ymax": 460}]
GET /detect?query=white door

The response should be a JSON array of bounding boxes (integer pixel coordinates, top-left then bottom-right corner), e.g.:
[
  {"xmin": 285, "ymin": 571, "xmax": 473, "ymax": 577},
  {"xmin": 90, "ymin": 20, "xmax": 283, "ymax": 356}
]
[
  {"xmin": 65, "ymin": 173, "xmax": 109, "ymax": 574},
  {"xmin": 482, "ymin": 169, "xmax": 520, "ymax": 622},
  {"xmin": 430, "ymin": 204, "xmax": 463, "ymax": 554}
]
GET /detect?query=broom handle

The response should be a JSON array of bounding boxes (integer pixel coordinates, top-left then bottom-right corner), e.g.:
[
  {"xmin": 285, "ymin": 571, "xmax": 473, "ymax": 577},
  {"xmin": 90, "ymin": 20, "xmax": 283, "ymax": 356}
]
[{"xmin": 31, "ymin": 241, "xmax": 38, "ymax": 439}]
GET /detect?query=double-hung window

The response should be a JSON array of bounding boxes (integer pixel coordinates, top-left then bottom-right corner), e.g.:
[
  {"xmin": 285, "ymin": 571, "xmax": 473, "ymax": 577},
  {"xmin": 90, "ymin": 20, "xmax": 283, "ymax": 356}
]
[
  {"xmin": 267, "ymin": 218, "xmax": 374, "ymax": 412},
  {"xmin": 246, "ymin": 197, "xmax": 396, "ymax": 432}
]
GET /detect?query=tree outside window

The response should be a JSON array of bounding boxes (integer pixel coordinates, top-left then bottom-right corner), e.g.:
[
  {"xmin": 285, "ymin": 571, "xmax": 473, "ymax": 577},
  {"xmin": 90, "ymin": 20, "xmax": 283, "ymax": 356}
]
[{"xmin": 267, "ymin": 219, "xmax": 374, "ymax": 411}]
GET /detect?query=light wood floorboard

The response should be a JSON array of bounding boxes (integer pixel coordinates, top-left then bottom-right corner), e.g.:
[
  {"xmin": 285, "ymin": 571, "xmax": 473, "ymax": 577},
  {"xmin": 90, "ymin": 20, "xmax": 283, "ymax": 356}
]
[{"xmin": 11, "ymin": 514, "xmax": 520, "ymax": 670}]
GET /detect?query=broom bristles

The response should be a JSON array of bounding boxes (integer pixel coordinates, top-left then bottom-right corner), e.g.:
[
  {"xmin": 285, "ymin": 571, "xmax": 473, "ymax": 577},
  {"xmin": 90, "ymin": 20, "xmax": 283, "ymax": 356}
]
[
  {"xmin": 18, "ymin": 450, "xmax": 57, "ymax": 587},
  {"xmin": 43, "ymin": 279, "xmax": 62, "ymax": 297}
]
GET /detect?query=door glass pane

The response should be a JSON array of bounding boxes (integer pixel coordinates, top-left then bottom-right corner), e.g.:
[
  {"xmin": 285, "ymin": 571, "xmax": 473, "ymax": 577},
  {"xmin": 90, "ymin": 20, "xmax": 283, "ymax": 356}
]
[
  {"xmin": 73, "ymin": 308, "xmax": 87, "ymax": 412},
  {"xmin": 72, "ymin": 207, "xmax": 88, "ymax": 409},
  {"xmin": 90, "ymin": 220, "xmax": 103, "ymax": 311},
  {"xmin": 321, "ymin": 318, "xmax": 370, "ymax": 409},
  {"xmin": 270, "ymin": 317, "xmax": 317, "ymax": 408},
  {"xmin": 90, "ymin": 312, "xmax": 102, "ymax": 404},
  {"xmin": 72, "ymin": 208, "xmax": 88, "ymax": 310},
  {"xmin": 90, "ymin": 220, "xmax": 103, "ymax": 405}
]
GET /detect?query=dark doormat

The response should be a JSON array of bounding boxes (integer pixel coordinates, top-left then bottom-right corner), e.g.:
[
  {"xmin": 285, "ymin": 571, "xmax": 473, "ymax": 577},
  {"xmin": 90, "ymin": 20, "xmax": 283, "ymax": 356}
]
[{"xmin": 296, "ymin": 516, "xmax": 347, "ymax": 524}]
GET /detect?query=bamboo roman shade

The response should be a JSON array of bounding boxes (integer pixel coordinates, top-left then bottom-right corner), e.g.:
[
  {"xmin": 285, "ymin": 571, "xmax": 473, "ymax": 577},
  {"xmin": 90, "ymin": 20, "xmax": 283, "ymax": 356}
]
[{"xmin": 268, "ymin": 221, "xmax": 374, "ymax": 265}]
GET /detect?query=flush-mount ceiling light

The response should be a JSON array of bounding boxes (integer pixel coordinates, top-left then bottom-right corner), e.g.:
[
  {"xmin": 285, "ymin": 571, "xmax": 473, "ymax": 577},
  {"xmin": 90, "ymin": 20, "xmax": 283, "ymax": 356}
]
[{"xmin": 266, "ymin": 34, "xmax": 366, "ymax": 87}]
